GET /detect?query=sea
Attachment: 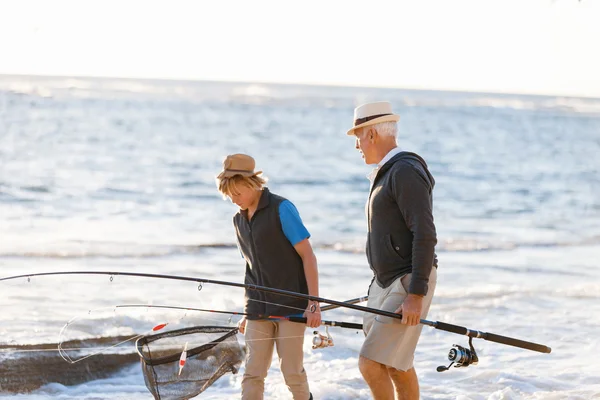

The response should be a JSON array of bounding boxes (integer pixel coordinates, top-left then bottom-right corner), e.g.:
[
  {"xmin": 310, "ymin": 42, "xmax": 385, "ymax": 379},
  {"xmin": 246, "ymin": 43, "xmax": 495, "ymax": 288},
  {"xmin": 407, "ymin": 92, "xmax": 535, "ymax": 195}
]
[{"xmin": 0, "ymin": 74, "xmax": 599, "ymax": 399}]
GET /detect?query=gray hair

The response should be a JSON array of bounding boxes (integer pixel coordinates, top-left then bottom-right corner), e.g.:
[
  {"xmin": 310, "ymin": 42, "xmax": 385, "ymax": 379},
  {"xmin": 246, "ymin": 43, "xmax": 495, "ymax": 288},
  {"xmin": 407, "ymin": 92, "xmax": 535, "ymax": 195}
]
[{"xmin": 372, "ymin": 121, "xmax": 398, "ymax": 138}]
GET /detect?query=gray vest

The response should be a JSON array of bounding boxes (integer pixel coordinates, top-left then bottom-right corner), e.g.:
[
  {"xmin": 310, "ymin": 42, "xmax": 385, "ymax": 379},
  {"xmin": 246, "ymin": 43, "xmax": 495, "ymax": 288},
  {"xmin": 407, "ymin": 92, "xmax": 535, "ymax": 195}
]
[{"xmin": 234, "ymin": 188, "xmax": 308, "ymax": 318}]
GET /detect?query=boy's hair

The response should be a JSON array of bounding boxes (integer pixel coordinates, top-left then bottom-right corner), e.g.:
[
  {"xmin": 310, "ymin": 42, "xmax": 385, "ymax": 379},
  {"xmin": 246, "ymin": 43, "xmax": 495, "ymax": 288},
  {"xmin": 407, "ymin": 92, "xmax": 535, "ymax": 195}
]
[{"xmin": 217, "ymin": 174, "xmax": 268, "ymax": 199}]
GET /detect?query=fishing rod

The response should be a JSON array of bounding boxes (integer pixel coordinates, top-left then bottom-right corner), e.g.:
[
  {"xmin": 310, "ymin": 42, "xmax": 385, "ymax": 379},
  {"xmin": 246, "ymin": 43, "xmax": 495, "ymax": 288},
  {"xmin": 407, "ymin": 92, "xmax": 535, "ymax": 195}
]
[
  {"xmin": 53, "ymin": 300, "xmax": 364, "ymax": 363},
  {"xmin": 320, "ymin": 296, "xmax": 368, "ymax": 312},
  {"xmin": 1, "ymin": 271, "xmax": 552, "ymax": 360},
  {"xmin": 50, "ymin": 295, "xmax": 368, "ymax": 363},
  {"xmin": 115, "ymin": 304, "xmax": 363, "ymax": 350},
  {"xmin": 0, "ymin": 298, "xmax": 367, "ymax": 362},
  {"xmin": 115, "ymin": 304, "xmax": 363, "ymax": 331}
]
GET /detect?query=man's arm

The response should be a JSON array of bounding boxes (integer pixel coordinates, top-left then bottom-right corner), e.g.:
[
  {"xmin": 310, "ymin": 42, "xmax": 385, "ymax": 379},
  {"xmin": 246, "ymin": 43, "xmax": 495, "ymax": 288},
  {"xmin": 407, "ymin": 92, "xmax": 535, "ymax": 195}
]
[
  {"xmin": 392, "ymin": 163, "xmax": 437, "ymax": 325},
  {"xmin": 391, "ymin": 163, "xmax": 437, "ymax": 295}
]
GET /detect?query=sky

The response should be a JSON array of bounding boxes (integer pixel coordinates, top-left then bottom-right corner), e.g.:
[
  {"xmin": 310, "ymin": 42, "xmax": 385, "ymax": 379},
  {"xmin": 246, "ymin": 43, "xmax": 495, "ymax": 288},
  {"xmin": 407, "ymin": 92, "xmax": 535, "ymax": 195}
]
[{"xmin": 0, "ymin": 0, "xmax": 599, "ymax": 98}]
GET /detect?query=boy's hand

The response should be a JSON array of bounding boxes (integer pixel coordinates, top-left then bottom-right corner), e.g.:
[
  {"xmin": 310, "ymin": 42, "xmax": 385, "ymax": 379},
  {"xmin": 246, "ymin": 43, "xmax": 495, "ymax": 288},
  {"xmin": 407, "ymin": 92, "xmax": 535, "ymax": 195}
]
[{"xmin": 303, "ymin": 301, "xmax": 321, "ymax": 328}]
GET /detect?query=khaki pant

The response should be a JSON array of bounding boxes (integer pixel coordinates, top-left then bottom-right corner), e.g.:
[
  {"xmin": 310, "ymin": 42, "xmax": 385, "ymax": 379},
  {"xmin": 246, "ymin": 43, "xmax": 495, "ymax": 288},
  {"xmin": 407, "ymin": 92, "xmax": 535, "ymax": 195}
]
[
  {"xmin": 361, "ymin": 268, "xmax": 437, "ymax": 371},
  {"xmin": 242, "ymin": 320, "xmax": 310, "ymax": 400}
]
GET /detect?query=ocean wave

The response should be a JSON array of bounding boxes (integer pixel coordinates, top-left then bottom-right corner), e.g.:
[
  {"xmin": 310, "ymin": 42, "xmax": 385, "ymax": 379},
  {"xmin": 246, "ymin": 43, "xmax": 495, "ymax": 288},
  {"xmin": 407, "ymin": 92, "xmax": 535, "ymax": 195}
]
[
  {"xmin": 0, "ymin": 242, "xmax": 236, "ymax": 259},
  {"xmin": 1, "ymin": 237, "xmax": 599, "ymax": 259},
  {"xmin": 0, "ymin": 183, "xmax": 54, "ymax": 201},
  {"xmin": 320, "ymin": 236, "xmax": 600, "ymax": 254},
  {"xmin": 402, "ymin": 94, "xmax": 600, "ymax": 115}
]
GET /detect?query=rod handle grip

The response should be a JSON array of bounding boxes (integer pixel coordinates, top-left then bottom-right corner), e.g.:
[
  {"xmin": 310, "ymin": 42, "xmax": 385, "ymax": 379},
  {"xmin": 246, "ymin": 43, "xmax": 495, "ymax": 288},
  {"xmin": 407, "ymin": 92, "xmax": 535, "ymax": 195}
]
[
  {"xmin": 434, "ymin": 321, "xmax": 551, "ymax": 353},
  {"xmin": 484, "ymin": 332, "xmax": 552, "ymax": 354}
]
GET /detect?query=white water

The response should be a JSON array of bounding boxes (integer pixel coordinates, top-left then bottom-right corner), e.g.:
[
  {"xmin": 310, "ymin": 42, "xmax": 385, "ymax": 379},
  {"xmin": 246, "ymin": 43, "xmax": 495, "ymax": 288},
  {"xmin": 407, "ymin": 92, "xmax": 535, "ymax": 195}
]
[{"xmin": 1, "ymin": 75, "xmax": 599, "ymax": 399}]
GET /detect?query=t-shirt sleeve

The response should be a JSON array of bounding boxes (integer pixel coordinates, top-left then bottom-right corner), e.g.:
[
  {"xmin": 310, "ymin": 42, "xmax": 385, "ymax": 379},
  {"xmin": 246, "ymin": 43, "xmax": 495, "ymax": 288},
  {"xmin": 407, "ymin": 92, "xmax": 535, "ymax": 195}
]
[{"xmin": 278, "ymin": 200, "xmax": 311, "ymax": 246}]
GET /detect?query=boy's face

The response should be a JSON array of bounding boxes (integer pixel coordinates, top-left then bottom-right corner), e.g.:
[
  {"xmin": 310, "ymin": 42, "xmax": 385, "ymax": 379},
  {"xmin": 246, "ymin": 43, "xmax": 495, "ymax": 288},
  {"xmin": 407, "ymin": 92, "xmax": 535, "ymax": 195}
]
[{"xmin": 228, "ymin": 183, "xmax": 259, "ymax": 210}]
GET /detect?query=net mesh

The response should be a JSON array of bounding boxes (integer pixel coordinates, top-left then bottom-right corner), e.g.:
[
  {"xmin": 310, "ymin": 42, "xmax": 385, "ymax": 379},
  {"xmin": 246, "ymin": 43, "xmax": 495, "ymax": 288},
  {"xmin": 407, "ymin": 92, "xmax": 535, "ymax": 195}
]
[{"xmin": 136, "ymin": 326, "xmax": 244, "ymax": 400}]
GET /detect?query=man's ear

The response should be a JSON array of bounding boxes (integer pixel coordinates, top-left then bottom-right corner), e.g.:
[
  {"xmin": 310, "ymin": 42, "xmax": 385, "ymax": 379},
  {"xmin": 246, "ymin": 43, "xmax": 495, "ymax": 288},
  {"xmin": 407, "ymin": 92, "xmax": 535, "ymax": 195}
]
[{"xmin": 369, "ymin": 128, "xmax": 377, "ymax": 142}]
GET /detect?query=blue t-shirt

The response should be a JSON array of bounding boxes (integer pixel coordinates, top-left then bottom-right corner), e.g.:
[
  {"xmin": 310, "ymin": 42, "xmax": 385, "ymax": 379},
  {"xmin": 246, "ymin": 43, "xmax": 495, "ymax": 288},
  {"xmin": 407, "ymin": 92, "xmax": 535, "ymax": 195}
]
[
  {"xmin": 236, "ymin": 200, "xmax": 310, "ymax": 258},
  {"xmin": 278, "ymin": 200, "xmax": 310, "ymax": 246}
]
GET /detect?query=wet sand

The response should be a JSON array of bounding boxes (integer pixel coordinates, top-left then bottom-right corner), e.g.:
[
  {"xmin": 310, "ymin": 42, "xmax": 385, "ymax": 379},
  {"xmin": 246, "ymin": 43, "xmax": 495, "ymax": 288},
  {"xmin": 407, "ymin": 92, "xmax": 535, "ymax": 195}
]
[{"xmin": 0, "ymin": 336, "xmax": 140, "ymax": 393}]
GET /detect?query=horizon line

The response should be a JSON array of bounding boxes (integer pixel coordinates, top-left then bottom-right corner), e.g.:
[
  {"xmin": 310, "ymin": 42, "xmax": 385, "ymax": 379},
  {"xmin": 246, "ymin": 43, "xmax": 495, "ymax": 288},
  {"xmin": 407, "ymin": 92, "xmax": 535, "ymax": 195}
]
[{"xmin": 1, "ymin": 72, "xmax": 599, "ymax": 101}]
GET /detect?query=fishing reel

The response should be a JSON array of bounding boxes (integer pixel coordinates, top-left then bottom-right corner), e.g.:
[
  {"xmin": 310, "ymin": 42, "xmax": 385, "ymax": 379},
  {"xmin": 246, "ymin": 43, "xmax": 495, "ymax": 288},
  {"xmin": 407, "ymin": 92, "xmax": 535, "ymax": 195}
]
[
  {"xmin": 437, "ymin": 337, "xmax": 478, "ymax": 372},
  {"xmin": 312, "ymin": 326, "xmax": 334, "ymax": 349}
]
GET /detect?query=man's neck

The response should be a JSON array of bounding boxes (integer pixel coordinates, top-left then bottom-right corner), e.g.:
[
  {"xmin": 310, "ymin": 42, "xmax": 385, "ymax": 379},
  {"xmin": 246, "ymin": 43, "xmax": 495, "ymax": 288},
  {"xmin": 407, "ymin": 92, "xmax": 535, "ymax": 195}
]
[{"xmin": 374, "ymin": 142, "xmax": 398, "ymax": 165}]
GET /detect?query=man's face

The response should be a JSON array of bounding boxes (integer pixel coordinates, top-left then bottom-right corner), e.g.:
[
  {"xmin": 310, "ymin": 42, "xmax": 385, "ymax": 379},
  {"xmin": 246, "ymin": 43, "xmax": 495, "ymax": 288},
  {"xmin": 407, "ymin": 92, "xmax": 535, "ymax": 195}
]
[{"xmin": 354, "ymin": 127, "xmax": 376, "ymax": 164}]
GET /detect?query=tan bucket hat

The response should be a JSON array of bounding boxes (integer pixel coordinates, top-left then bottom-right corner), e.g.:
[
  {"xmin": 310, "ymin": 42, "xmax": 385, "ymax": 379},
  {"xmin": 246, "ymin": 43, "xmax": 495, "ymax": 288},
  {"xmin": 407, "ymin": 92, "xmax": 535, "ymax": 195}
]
[
  {"xmin": 346, "ymin": 101, "xmax": 400, "ymax": 135},
  {"xmin": 217, "ymin": 154, "xmax": 262, "ymax": 179}
]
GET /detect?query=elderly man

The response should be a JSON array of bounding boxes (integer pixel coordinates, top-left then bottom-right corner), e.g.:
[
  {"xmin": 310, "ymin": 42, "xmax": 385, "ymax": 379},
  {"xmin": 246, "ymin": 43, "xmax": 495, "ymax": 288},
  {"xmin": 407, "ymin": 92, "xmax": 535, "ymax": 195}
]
[{"xmin": 347, "ymin": 101, "xmax": 438, "ymax": 400}]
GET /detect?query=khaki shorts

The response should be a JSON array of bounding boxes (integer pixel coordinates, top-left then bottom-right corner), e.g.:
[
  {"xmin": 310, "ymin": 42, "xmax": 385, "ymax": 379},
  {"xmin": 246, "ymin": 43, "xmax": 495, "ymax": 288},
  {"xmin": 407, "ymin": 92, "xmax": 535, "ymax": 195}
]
[{"xmin": 360, "ymin": 268, "xmax": 437, "ymax": 371}]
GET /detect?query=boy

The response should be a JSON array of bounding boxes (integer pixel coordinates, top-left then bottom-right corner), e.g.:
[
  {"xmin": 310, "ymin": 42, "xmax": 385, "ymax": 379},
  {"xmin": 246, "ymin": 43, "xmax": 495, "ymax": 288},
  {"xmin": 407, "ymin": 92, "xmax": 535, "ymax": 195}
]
[{"xmin": 216, "ymin": 153, "xmax": 320, "ymax": 400}]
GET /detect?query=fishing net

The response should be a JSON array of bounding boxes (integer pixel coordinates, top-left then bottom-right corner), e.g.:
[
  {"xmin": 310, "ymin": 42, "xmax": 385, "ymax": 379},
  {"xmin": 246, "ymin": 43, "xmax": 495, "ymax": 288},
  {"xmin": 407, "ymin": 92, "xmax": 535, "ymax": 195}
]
[{"xmin": 136, "ymin": 326, "xmax": 245, "ymax": 400}]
